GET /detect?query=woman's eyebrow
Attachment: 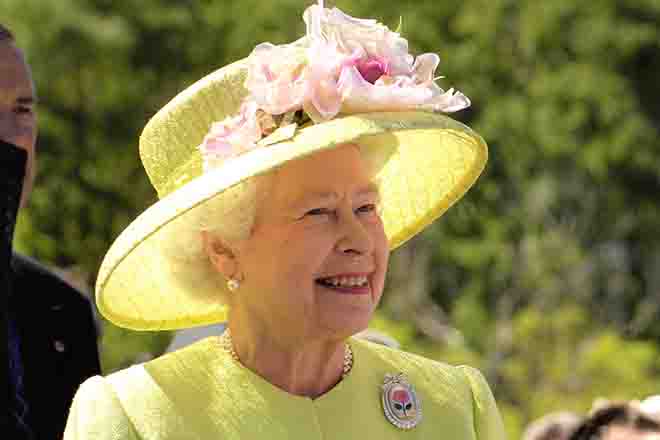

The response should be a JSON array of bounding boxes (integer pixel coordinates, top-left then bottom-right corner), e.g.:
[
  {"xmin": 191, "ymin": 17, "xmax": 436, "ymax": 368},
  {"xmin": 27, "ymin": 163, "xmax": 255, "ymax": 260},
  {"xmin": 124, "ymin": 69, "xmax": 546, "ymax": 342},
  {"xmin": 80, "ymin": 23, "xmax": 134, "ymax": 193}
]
[
  {"xmin": 293, "ymin": 184, "xmax": 380, "ymax": 207},
  {"xmin": 290, "ymin": 192, "xmax": 338, "ymax": 210},
  {"xmin": 290, "ymin": 184, "xmax": 380, "ymax": 208}
]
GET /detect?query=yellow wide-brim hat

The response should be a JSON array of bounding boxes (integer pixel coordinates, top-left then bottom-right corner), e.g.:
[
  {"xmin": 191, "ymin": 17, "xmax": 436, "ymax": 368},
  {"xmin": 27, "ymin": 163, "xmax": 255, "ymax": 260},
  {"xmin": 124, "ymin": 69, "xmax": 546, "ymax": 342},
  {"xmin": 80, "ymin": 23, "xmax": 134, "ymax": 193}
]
[{"xmin": 96, "ymin": 9, "xmax": 488, "ymax": 332}]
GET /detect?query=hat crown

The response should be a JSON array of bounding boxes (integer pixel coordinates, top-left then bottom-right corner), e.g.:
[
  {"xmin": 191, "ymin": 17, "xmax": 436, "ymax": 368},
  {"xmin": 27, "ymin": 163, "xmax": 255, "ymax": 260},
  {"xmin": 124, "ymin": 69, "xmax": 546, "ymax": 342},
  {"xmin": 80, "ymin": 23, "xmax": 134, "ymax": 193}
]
[{"xmin": 139, "ymin": 60, "xmax": 249, "ymax": 198}]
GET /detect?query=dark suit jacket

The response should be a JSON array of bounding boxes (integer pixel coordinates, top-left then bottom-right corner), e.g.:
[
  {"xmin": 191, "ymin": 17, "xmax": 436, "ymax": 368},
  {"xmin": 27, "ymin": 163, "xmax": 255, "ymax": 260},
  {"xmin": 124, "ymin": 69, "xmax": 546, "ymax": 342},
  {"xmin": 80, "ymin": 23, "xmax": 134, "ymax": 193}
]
[
  {"xmin": 11, "ymin": 254, "xmax": 101, "ymax": 439},
  {"xmin": 3, "ymin": 142, "xmax": 101, "ymax": 439}
]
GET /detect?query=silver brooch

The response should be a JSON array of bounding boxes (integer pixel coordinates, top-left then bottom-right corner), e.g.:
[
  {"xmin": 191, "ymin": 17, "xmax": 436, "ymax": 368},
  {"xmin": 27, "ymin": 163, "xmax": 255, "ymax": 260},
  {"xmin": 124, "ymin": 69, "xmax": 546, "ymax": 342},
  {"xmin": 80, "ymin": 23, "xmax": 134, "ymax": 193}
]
[{"xmin": 381, "ymin": 373, "xmax": 422, "ymax": 430}]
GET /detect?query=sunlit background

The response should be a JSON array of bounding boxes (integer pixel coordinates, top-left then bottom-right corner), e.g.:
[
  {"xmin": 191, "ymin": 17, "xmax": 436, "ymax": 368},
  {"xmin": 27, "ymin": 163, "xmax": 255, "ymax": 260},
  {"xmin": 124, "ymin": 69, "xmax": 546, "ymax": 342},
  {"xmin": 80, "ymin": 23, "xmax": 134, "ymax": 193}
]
[{"xmin": 6, "ymin": 0, "xmax": 660, "ymax": 437}]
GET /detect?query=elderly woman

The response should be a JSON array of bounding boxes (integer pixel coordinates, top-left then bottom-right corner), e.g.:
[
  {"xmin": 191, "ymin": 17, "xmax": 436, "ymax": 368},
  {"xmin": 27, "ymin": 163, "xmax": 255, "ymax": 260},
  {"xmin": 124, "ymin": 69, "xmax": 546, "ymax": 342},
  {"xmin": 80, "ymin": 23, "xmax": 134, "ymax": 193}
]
[{"xmin": 65, "ymin": 2, "xmax": 504, "ymax": 439}]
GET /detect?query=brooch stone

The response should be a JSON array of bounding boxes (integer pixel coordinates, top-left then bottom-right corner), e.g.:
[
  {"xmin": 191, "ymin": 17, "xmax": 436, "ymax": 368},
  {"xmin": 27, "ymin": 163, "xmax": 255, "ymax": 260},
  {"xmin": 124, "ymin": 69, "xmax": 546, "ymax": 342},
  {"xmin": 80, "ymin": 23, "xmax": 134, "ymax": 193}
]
[{"xmin": 381, "ymin": 373, "xmax": 422, "ymax": 430}]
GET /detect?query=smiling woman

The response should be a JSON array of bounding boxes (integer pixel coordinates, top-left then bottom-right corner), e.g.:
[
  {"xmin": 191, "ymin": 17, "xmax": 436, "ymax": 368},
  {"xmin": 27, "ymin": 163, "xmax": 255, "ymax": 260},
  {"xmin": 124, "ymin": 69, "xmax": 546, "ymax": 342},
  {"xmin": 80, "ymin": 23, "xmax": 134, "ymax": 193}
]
[
  {"xmin": 207, "ymin": 144, "xmax": 390, "ymax": 361},
  {"xmin": 64, "ymin": 1, "xmax": 503, "ymax": 439}
]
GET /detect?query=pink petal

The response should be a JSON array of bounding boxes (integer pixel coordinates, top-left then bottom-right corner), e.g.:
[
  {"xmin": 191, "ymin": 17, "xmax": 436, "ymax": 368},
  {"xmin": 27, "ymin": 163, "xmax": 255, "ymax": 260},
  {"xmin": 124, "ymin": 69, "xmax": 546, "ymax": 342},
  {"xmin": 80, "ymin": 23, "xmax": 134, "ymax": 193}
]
[
  {"xmin": 203, "ymin": 137, "xmax": 233, "ymax": 156},
  {"xmin": 304, "ymin": 41, "xmax": 346, "ymax": 121},
  {"xmin": 199, "ymin": 101, "xmax": 264, "ymax": 170},
  {"xmin": 246, "ymin": 42, "xmax": 309, "ymax": 115},
  {"xmin": 303, "ymin": 2, "xmax": 324, "ymax": 40},
  {"xmin": 338, "ymin": 66, "xmax": 432, "ymax": 113},
  {"xmin": 356, "ymin": 56, "xmax": 390, "ymax": 84},
  {"xmin": 412, "ymin": 53, "xmax": 440, "ymax": 84},
  {"xmin": 307, "ymin": 76, "xmax": 342, "ymax": 121},
  {"xmin": 424, "ymin": 86, "xmax": 471, "ymax": 112}
]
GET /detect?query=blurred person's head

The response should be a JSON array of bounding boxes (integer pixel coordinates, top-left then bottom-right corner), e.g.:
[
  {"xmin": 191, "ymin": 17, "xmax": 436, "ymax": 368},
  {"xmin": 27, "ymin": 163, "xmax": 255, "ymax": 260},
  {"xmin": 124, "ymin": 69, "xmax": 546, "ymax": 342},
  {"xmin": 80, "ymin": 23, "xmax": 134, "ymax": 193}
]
[
  {"xmin": 569, "ymin": 401, "xmax": 660, "ymax": 440},
  {"xmin": 523, "ymin": 411, "xmax": 582, "ymax": 440},
  {"xmin": 638, "ymin": 396, "xmax": 660, "ymax": 424},
  {"xmin": 1, "ymin": 24, "xmax": 37, "ymax": 208}
]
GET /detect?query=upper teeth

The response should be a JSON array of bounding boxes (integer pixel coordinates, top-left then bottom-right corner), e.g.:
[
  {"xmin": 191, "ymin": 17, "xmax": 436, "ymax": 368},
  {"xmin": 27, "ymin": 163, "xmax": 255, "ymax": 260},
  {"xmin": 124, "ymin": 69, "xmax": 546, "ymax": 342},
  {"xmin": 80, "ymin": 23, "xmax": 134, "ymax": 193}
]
[{"xmin": 323, "ymin": 276, "xmax": 368, "ymax": 287}]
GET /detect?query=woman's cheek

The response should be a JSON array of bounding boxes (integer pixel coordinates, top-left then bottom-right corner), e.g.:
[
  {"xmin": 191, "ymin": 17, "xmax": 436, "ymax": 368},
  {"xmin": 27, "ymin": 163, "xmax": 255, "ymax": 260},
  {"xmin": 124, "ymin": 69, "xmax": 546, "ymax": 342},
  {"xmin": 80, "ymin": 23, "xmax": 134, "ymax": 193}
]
[{"xmin": 299, "ymin": 215, "xmax": 332, "ymax": 229}]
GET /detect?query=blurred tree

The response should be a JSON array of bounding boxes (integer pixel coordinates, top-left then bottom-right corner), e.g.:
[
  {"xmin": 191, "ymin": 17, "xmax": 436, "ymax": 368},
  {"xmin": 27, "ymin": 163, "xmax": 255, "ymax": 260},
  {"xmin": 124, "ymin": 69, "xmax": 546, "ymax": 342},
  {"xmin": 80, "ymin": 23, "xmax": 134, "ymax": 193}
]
[{"xmin": 5, "ymin": 0, "xmax": 660, "ymax": 435}]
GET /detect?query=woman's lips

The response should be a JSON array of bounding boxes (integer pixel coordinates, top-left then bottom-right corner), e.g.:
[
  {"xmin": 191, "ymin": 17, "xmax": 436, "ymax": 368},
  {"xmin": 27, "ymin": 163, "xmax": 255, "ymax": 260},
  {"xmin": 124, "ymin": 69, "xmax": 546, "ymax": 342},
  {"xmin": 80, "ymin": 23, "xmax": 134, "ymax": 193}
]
[
  {"xmin": 318, "ymin": 282, "xmax": 372, "ymax": 295},
  {"xmin": 315, "ymin": 272, "xmax": 373, "ymax": 295}
]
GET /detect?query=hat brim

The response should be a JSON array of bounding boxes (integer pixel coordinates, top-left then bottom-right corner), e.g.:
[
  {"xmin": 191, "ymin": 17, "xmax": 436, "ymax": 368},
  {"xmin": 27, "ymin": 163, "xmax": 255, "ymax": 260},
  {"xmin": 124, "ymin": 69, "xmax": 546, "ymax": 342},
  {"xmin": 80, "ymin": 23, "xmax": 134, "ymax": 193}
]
[{"xmin": 97, "ymin": 111, "xmax": 486, "ymax": 330}]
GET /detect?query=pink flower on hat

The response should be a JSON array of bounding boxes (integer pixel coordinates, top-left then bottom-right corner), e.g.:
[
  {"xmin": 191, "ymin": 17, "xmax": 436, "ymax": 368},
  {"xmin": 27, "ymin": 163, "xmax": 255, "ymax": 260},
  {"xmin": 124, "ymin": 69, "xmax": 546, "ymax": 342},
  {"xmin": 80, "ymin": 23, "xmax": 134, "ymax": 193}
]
[
  {"xmin": 199, "ymin": 101, "xmax": 262, "ymax": 170},
  {"xmin": 299, "ymin": 0, "xmax": 470, "ymax": 121},
  {"xmin": 337, "ymin": 52, "xmax": 471, "ymax": 114},
  {"xmin": 201, "ymin": 0, "xmax": 472, "ymax": 169},
  {"xmin": 303, "ymin": 1, "xmax": 414, "ymax": 77},
  {"xmin": 355, "ymin": 56, "xmax": 391, "ymax": 84},
  {"xmin": 245, "ymin": 42, "xmax": 309, "ymax": 115}
]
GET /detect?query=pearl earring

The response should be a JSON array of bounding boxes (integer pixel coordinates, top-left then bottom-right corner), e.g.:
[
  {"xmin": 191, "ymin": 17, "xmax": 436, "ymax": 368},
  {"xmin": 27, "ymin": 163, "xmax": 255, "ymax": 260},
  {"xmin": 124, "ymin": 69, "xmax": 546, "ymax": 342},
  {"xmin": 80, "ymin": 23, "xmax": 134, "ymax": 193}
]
[{"xmin": 227, "ymin": 278, "xmax": 240, "ymax": 292}]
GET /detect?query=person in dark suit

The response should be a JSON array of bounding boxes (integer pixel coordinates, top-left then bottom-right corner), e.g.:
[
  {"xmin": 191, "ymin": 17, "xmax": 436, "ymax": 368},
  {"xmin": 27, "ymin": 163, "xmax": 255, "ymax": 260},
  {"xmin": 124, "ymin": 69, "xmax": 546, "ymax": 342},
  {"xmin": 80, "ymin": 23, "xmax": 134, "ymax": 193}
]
[{"xmin": 2, "ymin": 24, "xmax": 101, "ymax": 439}]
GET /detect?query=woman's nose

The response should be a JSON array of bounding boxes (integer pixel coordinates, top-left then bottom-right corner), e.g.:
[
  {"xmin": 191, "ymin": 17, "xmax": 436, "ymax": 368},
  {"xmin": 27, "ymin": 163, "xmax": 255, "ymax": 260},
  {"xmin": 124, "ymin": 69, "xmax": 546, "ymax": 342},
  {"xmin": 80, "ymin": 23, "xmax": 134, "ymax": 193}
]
[{"xmin": 336, "ymin": 209, "xmax": 375, "ymax": 256}]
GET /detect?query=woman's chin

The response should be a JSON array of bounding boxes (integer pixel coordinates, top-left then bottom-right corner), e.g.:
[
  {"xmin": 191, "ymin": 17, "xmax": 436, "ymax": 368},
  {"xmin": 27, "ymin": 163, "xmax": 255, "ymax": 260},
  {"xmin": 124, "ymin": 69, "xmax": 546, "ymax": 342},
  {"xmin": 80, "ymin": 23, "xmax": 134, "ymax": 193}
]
[
  {"xmin": 317, "ymin": 305, "xmax": 376, "ymax": 338},
  {"xmin": 313, "ymin": 281, "xmax": 381, "ymax": 334}
]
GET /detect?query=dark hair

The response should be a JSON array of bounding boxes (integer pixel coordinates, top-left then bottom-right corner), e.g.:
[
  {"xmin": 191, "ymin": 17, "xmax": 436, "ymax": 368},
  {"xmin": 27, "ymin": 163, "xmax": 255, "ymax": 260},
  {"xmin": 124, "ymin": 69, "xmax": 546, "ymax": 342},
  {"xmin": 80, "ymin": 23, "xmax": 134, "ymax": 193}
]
[
  {"xmin": 523, "ymin": 412, "xmax": 582, "ymax": 440},
  {"xmin": 1, "ymin": 24, "xmax": 15, "ymax": 42},
  {"xmin": 569, "ymin": 403, "xmax": 660, "ymax": 440}
]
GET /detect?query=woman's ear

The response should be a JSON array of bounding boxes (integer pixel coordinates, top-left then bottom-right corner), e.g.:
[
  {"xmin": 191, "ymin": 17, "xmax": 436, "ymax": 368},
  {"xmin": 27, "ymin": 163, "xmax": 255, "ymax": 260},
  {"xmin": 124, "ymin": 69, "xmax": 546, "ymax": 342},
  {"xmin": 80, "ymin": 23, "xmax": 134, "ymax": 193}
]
[{"xmin": 201, "ymin": 230, "xmax": 239, "ymax": 280}]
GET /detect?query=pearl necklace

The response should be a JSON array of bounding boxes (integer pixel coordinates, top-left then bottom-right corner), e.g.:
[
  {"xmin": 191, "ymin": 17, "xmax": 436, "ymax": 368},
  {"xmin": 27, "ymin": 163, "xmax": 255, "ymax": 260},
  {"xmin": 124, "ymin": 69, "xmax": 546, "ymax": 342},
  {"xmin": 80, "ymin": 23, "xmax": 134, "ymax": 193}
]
[{"xmin": 219, "ymin": 330, "xmax": 354, "ymax": 379}]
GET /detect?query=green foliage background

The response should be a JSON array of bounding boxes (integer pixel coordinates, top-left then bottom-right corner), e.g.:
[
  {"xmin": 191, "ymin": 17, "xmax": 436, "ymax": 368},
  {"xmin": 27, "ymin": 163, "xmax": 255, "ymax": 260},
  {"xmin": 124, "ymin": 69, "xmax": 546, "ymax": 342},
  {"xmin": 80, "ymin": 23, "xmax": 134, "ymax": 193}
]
[{"xmin": 5, "ymin": 0, "xmax": 660, "ymax": 437}]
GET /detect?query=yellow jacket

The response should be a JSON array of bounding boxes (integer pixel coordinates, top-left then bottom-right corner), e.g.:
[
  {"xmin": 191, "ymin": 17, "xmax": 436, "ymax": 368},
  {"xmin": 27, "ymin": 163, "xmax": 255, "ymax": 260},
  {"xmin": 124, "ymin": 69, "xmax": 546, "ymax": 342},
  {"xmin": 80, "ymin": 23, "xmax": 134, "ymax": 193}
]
[{"xmin": 64, "ymin": 337, "xmax": 505, "ymax": 439}]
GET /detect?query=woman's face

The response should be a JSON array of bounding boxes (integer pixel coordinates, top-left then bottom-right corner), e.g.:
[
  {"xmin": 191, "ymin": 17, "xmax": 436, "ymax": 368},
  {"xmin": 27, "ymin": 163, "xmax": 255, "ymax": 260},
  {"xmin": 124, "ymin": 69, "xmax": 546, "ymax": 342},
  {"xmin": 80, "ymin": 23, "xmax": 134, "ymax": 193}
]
[{"xmin": 233, "ymin": 144, "xmax": 389, "ymax": 342}]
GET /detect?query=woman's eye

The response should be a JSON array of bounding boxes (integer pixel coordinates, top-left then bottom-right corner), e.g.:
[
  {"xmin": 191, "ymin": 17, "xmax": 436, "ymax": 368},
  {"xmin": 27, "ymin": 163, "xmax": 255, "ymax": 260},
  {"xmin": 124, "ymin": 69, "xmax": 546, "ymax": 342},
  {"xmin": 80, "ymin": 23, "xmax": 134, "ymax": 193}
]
[
  {"xmin": 356, "ymin": 204, "xmax": 377, "ymax": 214},
  {"xmin": 305, "ymin": 208, "xmax": 331, "ymax": 217}
]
